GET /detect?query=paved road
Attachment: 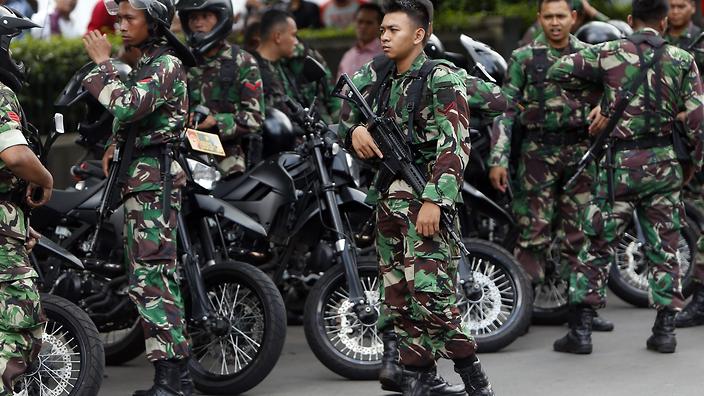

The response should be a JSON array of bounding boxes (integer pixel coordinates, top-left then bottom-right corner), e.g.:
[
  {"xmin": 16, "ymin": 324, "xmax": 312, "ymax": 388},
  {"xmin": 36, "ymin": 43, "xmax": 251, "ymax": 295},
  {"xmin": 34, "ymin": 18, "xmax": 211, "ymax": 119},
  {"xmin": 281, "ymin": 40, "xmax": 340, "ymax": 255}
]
[{"xmin": 100, "ymin": 296, "xmax": 703, "ymax": 396}]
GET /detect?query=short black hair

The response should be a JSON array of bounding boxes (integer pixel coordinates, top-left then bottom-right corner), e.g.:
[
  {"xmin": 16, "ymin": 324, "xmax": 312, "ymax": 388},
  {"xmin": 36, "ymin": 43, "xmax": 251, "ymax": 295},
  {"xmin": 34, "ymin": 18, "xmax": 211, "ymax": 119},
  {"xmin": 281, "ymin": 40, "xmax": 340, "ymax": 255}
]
[
  {"xmin": 357, "ymin": 3, "xmax": 384, "ymax": 25},
  {"xmin": 537, "ymin": 0, "xmax": 574, "ymax": 12},
  {"xmin": 383, "ymin": 0, "xmax": 433, "ymax": 39},
  {"xmin": 260, "ymin": 9, "xmax": 292, "ymax": 41},
  {"xmin": 632, "ymin": 0, "xmax": 669, "ymax": 24}
]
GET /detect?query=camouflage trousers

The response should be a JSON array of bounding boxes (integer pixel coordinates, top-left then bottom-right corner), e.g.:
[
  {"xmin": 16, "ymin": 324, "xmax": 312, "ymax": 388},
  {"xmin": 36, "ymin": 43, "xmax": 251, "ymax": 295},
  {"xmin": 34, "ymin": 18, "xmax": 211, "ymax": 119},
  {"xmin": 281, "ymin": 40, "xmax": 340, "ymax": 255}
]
[
  {"xmin": 0, "ymin": 239, "xmax": 44, "ymax": 395},
  {"xmin": 375, "ymin": 198, "xmax": 476, "ymax": 368},
  {"xmin": 512, "ymin": 143, "xmax": 592, "ymax": 283},
  {"xmin": 576, "ymin": 157, "xmax": 685, "ymax": 310},
  {"xmin": 124, "ymin": 189, "xmax": 189, "ymax": 362},
  {"xmin": 683, "ymin": 179, "xmax": 704, "ymax": 285}
]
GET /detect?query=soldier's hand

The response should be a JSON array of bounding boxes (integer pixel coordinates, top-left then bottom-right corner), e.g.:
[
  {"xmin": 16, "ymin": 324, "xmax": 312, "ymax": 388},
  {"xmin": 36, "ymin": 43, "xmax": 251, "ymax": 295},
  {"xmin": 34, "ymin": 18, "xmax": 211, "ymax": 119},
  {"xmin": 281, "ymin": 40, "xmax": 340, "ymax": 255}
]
[
  {"xmin": 25, "ymin": 226, "xmax": 41, "ymax": 252},
  {"xmin": 588, "ymin": 106, "xmax": 608, "ymax": 136},
  {"xmin": 83, "ymin": 30, "xmax": 112, "ymax": 64},
  {"xmin": 197, "ymin": 115, "xmax": 217, "ymax": 130},
  {"xmin": 351, "ymin": 126, "xmax": 383, "ymax": 160},
  {"xmin": 25, "ymin": 183, "xmax": 51, "ymax": 208},
  {"xmin": 416, "ymin": 201, "xmax": 441, "ymax": 237},
  {"xmin": 102, "ymin": 144, "xmax": 116, "ymax": 177},
  {"xmin": 489, "ymin": 166, "xmax": 509, "ymax": 193}
]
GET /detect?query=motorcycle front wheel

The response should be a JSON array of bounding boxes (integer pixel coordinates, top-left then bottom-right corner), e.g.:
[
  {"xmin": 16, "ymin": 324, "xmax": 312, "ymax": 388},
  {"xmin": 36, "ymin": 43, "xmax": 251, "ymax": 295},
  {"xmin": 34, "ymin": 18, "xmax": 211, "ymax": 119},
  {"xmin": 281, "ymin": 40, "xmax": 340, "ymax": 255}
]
[
  {"xmin": 187, "ymin": 261, "xmax": 287, "ymax": 395},
  {"xmin": 15, "ymin": 294, "xmax": 104, "ymax": 396}
]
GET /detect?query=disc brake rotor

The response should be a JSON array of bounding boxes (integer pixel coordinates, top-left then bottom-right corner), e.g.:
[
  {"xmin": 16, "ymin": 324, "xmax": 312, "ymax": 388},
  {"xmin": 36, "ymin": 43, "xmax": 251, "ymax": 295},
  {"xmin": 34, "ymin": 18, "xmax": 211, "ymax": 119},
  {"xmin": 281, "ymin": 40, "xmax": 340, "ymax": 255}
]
[
  {"xmin": 616, "ymin": 232, "xmax": 690, "ymax": 291},
  {"xmin": 324, "ymin": 276, "xmax": 383, "ymax": 359},
  {"xmin": 458, "ymin": 271, "xmax": 503, "ymax": 332}
]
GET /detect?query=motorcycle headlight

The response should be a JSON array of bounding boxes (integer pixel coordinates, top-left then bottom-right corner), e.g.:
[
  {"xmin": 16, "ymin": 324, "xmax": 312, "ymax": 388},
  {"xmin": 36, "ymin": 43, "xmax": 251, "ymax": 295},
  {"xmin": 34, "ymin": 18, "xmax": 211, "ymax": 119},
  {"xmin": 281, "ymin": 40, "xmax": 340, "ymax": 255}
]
[{"xmin": 187, "ymin": 158, "xmax": 221, "ymax": 190}]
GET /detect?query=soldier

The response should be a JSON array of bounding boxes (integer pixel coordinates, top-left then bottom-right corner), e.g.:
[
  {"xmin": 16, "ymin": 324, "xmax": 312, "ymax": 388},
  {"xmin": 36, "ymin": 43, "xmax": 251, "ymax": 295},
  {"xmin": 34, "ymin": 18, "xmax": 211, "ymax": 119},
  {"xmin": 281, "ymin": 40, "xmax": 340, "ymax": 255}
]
[
  {"xmin": 0, "ymin": 7, "xmax": 53, "ymax": 395},
  {"xmin": 664, "ymin": 0, "xmax": 704, "ymax": 328},
  {"xmin": 82, "ymin": 0, "xmax": 194, "ymax": 394},
  {"xmin": 520, "ymin": 0, "xmax": 610, "ymax": 46},
  {"xmin": 177, "ymin": 0, "xmax": 265, "ymax": 176},
  {"xmin": 548, "ymin": 0, "xmax": 704, "ymax": 353},
  {"xmin": 339, "ymin": 0, "xmax": 493, "ymax": 394},
  {"xmin": 488, "ymin": 0, "xmax": 613, "ymax": 332}
]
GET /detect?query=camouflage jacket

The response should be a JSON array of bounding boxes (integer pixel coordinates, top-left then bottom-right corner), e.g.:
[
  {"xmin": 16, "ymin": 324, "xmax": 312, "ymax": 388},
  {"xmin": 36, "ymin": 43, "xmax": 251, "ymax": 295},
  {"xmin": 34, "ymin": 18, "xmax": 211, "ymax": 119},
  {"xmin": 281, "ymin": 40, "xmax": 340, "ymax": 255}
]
[
  {"xmin": 339, "ymin": 52, "xmax": 470, "ymax": 208},
  {"xmin": 254, "ymin": 53, "xmax": 298, "ymax": 118},
  {"xmin": 467, "ymin": 76, "xmax": 507, "ymax": 119},
  {"xmin": 489, "ymin": 33, "xmax": 595, "ymax": 168},
  {"xmin": 188, "ymin": 43, "xmax": 265, "ymax": 175},
  {"xmin": 0, "ymin": 83, "xmax": 28, "ymax": 242},
  {"xmin": 83, "ymin": 38, "xmax": 189, "ymax": 195},
  {"xmin": 664, "ymin": 22, "xmax": 704, "ymax": 74},
  {"xmin": 548, "ymin": 28, "xmax": 704, "ymax": 170}
]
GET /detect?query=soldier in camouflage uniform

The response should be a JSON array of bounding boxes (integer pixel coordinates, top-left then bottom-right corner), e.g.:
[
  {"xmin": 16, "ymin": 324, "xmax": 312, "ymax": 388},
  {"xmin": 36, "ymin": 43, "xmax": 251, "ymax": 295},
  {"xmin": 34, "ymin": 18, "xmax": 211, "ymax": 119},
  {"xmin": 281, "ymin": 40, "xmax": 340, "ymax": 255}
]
[
  {"xmin": 520, "ymin": 0, "xmax": 610, "ymax": 46},
  {"xmin": 339, "ymin": 1, "xmax": 493, "ymax": 395},
  {"xmin": 178, "ymin": 0, "xmax": 265, "ymax": 176},
  {"xmin": 488, "ymin": 0, "xmax": 613, "ymax": 331},
  {"xmin": 664, "ymin": 0, "xmax": 704, "ymax": 328},
  {"xmin": 82, "ymin": 0, "xmax": 194, "ymax": 394},
  {"xmin": 548, "ymin": 0, "xmax": 704, "ymax": 353},
  {"xmin": 0, "ymin": 8, "xmax": 52, "ymax": 395}
]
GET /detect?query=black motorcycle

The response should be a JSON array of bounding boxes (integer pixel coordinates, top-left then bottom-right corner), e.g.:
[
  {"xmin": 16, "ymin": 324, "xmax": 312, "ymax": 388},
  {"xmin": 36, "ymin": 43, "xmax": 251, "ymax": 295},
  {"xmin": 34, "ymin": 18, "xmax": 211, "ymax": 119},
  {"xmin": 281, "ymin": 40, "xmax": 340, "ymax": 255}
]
[{"xmin": 31, "ymin": 65, "xmax": 287, "ymax": 395}]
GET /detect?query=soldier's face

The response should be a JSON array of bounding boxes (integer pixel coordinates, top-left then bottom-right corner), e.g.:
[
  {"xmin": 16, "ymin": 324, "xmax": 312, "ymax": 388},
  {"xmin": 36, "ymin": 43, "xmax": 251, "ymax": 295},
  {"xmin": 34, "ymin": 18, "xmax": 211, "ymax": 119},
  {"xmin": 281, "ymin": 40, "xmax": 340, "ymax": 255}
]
[
  {"xmin": 380, "ymin": 12, "xmax": 425, "ymax": 61},
  {"xmin": 188, "ymin": 10, "xmax": 219, "ymax": 34},
  {"xmin": 538, "ymin": 0, "xmax": 576, "ymax": 46},
  {"xmin": 669, "ymin": 0, "xmax": 695, "ymax": 29},
  {"xmin": 117, "ymin": 1, "xmax": 149, "ymax": 48},
  {"xmin": 276, "ymin": 17, "xmax": 298, "ymax": 59}
]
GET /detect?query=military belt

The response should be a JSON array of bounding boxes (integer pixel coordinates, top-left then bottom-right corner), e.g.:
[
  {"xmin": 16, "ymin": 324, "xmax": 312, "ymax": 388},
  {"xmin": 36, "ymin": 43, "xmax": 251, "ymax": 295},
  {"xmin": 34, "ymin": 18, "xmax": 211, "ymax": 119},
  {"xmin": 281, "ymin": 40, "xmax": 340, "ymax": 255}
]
[
  {"xmin": 524, "ymin": 128, "xmax": 588, "ymax": 146},
  {"xmin": 612, "ymin": 136, "xmax": 672, "ymax": 151}
]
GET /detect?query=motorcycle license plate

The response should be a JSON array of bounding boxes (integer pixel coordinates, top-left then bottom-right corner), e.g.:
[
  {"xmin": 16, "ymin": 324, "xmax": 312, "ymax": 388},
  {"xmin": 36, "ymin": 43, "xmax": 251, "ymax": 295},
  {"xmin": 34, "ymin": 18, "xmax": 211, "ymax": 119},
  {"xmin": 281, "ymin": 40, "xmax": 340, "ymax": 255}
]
[{"xmin": 186, "ymin": 128, "xmax": 226, "ymax": 157}]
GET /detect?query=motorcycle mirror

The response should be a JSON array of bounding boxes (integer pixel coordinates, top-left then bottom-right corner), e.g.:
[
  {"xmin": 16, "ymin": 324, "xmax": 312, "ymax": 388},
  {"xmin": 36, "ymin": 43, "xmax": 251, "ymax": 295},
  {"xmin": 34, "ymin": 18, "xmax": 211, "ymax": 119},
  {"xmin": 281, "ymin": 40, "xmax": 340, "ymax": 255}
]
[
  {"xmin": 54, "ymin": 113, "xmax": 65, "ymax": 134},
  {"xmin": 302, "ymin": 56, "xmax": 327, "ymax": 84}
]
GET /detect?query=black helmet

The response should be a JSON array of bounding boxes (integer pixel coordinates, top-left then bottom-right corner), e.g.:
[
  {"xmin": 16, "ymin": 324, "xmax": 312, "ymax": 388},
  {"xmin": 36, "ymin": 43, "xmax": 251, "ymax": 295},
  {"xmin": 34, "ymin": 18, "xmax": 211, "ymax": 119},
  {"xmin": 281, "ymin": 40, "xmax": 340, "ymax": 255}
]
[
  {"xmin": 607, "ymin": 19, "xmax": 633, "ymax": 38},
  {"xmin": 177, "ymin": 0, "xmax": 233, "ymax": 58},
  {"xmin": 576, "ymin": 21, "xmax": 623, "ymax": 44},
  {"xmin": 424, "ymin": 33, "xmax": 445, "ymax": 60},
  {"xmin": 459, "ymin": 34, "xmax": 507, "ymax": 85},
  {"xmin": 262, "ymin": 108, "xmax": 295, "ymax": 157},
  {"xmin": 0, "ymin": 6, "xmax": 40, "ymax": 92},
  {"xmin": 104, "ymin": 0, "xmax": 196, "ymax": 66}
]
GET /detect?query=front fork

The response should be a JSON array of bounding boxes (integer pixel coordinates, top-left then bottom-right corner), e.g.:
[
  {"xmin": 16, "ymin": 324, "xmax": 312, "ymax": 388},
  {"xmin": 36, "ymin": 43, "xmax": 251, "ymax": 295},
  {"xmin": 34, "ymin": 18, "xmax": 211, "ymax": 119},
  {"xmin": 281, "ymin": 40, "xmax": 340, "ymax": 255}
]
[{"xmin": 312, "ymin": 141, "xmax": 377, "ymax": 325}]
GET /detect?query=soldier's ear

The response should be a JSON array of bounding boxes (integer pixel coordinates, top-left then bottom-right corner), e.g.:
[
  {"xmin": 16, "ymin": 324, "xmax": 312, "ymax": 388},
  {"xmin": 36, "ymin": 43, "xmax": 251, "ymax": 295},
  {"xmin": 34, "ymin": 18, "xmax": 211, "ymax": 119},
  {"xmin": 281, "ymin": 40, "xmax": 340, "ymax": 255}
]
[
  {"xmin": 627, "ymin": 14, "xmax": 633, "ymax": 28},
  {"xmin": 414, "ymin": 27, "xmax": 425, "ymax": 46}
]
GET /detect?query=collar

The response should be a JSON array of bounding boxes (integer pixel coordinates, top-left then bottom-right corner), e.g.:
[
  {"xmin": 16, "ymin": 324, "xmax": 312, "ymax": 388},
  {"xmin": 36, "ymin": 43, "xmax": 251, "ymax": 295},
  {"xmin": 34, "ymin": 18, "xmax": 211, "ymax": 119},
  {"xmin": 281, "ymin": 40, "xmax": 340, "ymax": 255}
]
[
  {"xmin": 533, "ymin": 32, "xmax": 577, "ymax": 52},
  {"xmin": 393, "ymin": 52, "xmax": 428, "ymax": 78}
]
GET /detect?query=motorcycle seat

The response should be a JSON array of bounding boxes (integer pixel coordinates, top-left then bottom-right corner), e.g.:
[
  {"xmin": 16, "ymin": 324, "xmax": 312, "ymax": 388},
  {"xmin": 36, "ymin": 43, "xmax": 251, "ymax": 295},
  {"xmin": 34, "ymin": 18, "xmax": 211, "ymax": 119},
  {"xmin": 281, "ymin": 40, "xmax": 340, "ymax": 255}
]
[{"xmin": 47, "ymin": 180, "xmax": 105, "ymax": 216}]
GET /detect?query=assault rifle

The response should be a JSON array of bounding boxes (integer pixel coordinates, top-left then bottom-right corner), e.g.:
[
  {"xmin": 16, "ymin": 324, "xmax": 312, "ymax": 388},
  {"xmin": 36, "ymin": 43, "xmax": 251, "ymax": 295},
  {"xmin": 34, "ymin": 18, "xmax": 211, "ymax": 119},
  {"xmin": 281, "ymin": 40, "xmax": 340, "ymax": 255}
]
[{"xmin": 332, "ymin": 73, "xmax": 479, "ymax": 295}]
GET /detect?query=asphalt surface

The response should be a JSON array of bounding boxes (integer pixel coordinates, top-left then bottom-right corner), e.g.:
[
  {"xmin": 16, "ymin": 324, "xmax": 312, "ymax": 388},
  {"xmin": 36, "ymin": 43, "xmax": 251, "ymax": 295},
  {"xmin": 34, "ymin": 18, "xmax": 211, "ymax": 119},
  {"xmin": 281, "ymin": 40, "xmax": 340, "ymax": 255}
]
[{"xmin": 100, "ymin": 295, "xmax": 703, "ymax": 396}]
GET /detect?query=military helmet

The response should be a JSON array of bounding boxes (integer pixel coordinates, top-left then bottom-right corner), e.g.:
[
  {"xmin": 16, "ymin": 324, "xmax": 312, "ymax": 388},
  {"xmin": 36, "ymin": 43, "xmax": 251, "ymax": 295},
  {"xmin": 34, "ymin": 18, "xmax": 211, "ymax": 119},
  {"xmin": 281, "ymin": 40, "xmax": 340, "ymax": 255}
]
[
  {"xmin": 576, "ymin": 21, "xmax": 624, "ymax": 44},
  {"xmin": 607, "ymin": 19, "xmax": 633, "ymax": 38},
  {"xmin": 459, "ymin": 34, "xmax": 507, "ymax": 85},
  {"xmin": 262, "ymin": 108, "xmax": 295, "ymax": 157},
  {"xmin": 177, "ymin": 0, "xmax": 233, "ymax": 57},
  {"xmin": 103, "ymin": 0, "xmax": 197, "ymax": 67},
  {"xmin": 0, "ymin": 6, "xmax": 40, "ymax": 92}
]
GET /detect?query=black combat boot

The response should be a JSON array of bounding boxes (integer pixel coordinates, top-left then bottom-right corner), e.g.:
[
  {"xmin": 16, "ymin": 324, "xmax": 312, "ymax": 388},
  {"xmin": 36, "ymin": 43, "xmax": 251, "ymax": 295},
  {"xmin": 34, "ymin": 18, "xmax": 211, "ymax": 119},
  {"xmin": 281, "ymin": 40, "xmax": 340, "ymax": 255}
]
[
  {"xmin": 132, "ymin": 360, "xmax": 183, "ymax": 396},
  {"xmin": 179, "ymin": 359, "xmax": 194, "ymax": 396},
  {"xmin": 553, "ymin": 305, "xmax": 594, "ymax": 354},
  {"xmin": 379, "ymin": 331, "xmax": 403, "ymax": 392},
  {"xmin": 402, "ymin": 367, "xmax": 465, "ymax": 396},
  {"xmin": 591, "ymin": 312, "xmax": 614, "ymax": 332},
  {"xmin": 454, "ymin": 360, "xmax": 494, "ymax": 396},
  {"xmin": 675, "ymin": 285, "xmax": 704, "ymax": 328},
  {"xmin": 647, "ymin": 308, "xmax": 677, "ymax": 353}
]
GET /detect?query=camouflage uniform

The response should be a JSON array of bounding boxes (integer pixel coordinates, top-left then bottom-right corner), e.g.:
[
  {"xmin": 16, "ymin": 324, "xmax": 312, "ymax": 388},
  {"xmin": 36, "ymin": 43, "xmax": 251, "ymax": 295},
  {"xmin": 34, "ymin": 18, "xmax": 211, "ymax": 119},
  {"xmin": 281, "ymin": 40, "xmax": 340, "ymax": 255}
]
[
  {"xmin": 466, "ymin": 76, "xmax": 508, "ymax": 119},
  {"xmin": 187, "ymin": 43, "xmax": 265, "ymax": 176},
  {"xmin": 665, "ymin": 22, "xmax": 704, "ymax": 286},
  {"xmin": 548, "ymin": 28, "xmax": 704, "ymax": 309},
  {"xmin": 490, "ymin": 33, "xmax": 597, "ymax": 283},
  {"xmin": 0, "ymin": 83, "xmax": 44, "ymax": 395},
  {"xmin": 339, "ymin": 52, "xmax": 475, "ymax": 367},
  {"xmin": 83, "ymin": 38, "xmax": 190, "ymax": 361}
]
